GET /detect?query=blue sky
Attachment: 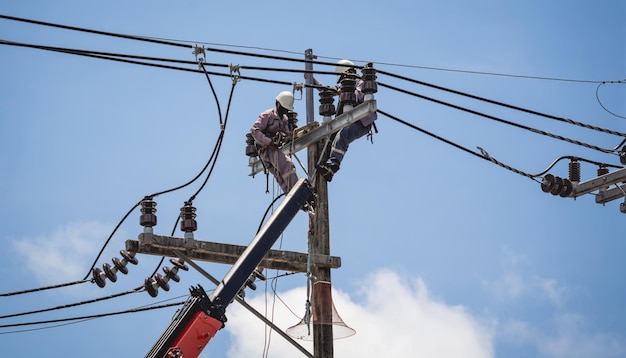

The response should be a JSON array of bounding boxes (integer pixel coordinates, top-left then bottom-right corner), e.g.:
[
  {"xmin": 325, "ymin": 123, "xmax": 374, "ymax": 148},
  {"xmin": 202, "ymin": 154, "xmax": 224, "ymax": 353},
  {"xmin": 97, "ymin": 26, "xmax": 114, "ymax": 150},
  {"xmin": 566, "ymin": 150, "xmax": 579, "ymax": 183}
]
[{"xmin": 1, "ymin": 1, "xmax": 625, "ymax": 357}]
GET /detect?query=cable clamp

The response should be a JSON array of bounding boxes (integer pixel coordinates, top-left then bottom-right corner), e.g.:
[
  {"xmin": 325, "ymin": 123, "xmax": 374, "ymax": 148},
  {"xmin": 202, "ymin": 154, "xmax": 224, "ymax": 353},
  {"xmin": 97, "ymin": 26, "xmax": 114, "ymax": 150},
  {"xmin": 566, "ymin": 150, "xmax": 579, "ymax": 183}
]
[
  {"xmin": 229, "ymin": 64, "xmax": 241, "ymax": 83},
  {"xmin": 293, "ymin": 82, "xmax": 304, "ymax": 100},
  {"xmin": 193, "ymin": 45, "xmax": 206, "ymax": 68}
]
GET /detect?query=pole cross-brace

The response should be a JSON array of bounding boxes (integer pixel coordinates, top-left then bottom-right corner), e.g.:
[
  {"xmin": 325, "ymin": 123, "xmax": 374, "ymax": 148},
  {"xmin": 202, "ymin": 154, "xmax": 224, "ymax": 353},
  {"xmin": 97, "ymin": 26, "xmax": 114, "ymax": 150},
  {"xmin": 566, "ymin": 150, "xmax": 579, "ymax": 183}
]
[
  {"xmin": 127, "ymin": 234, "xmax": 341, "ymax": 273},
  {"xmin": 248, "ymin": 99, "xmax": 377, "ymax": 176}
]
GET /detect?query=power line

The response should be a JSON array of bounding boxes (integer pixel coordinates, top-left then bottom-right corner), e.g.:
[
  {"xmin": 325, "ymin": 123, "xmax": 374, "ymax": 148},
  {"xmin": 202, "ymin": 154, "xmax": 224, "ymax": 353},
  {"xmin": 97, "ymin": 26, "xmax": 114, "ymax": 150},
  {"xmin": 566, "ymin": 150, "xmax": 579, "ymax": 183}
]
[
  {"xmin": 0, "ymin": 14, "xmax": 189, "ymax": 49},
  {"xmin": 378, "ymin": 81, "xmax": 621, "ymax": 155},
  {"xmin": 595, "ymin": 79, "xmax": 626, "ymax": 120},
  {"xmin": 1, "ymin": 13, "xmax": 613, "ymax": 87},
  {"xmin": 0, "ymin": 286, "xmax": 143, "ymax": 320},
  {"xmin": 378, "ymin": 109, "xmax": 622, "ymax": 181},
  {"xmin": 0, "ymin": 301, "xmax": 184, "ymax": 330},
  {"xmin": 377, "ymin": 69, "xmax": 626, "ymax": 138},
  {"xmin": 0, "ymin": 279, "xmax": 88, "ymax": 297}
]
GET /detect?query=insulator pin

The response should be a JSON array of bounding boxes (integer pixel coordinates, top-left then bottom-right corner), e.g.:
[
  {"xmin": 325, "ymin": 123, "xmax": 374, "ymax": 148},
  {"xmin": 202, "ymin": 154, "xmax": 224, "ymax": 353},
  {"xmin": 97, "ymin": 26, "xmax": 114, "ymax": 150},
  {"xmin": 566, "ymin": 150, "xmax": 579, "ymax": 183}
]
[
  {"xmin": 339, "ymin": 73, "xmax": 357, "ymax": 107},
  {"xmin": 361, "ymin": 63, "xmax": 378, "ymax": 95},
  {"xmin": 286, "ymin": 111, "xmax": 298, "ymax": 132},
  {"xmin": 180, "ymin": 202, "xmax": 198, "ymax": 234},
  {"xmin": 140, "ymin": 197, "xmax": 157, "ymax": 228},
  {"xmin": 568, "ymin": 159, "xmax": 581, "ymax": 183},
  {"xmin": 318, "ymin": 89, "xmax": 336, "ymax": 117}
]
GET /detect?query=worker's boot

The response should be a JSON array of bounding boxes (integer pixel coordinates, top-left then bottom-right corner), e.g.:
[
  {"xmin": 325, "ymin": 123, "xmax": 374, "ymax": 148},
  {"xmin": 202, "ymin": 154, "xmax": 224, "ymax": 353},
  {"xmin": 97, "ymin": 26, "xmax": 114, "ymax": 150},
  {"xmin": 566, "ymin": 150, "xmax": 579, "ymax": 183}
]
[{"xmin": 316, "ymin": 163, "xmax": 338, "ymax": 182}]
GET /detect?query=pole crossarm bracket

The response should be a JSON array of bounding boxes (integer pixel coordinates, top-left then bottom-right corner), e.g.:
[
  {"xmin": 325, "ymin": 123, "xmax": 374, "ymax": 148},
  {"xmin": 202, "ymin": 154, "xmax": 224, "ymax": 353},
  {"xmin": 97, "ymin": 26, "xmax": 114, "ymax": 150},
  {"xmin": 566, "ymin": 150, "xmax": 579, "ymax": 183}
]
[
  {"xmin": 248, "ymin": 99, "xmax": 377, "ymax": 176},
  {"xmin": 571, "ymin": 166, "xmax": 626, "ymax": 199},
  {"xmin": 126, "ymin": 233, "xmax": 341, "ymax": 273}
]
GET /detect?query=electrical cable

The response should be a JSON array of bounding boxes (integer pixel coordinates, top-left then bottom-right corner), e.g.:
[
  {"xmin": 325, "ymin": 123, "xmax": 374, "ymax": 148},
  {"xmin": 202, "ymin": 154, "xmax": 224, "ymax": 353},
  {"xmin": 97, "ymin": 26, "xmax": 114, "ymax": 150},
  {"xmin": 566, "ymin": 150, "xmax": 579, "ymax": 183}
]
[
  {"xmin": 1, "ymin": 13, "xmax": 612, "ymax": 86},
  {"xmin": 377, "ymin": 69, "xmax": 626, "ymax": 138},
  {"xmin": 377, "ymin": 109, "xmax": 538, "ymax": 180},
  {"xmin": 0, "ymin": 294, "xmax": 189, "ymax": 335},
  {"xmin": 83, "ymin": 203, "xmax": 139, "ymax": 280},
  {"xmin": 0, "ymin": 39, "xmax": 295, "ymax": 88},
  {"xmin": 378, "ymin": 81, "xmax": 621, "ymax": 154},
  {"xmin": 0, "ymin": 14, "xmax": 190, "ymax": 49},
  {"xmin": 0, "ymin": 286, "xmax": 143, "ymax": 320},
  {"xmin": 378, "ymin": 109, "xmax": 622, "ymax": 181},
  {"xmin": 0, "ymin": 279, "xmax": 89, "ymax": 297},
  {"xmin": 596, "ymin": 79, "xmax": 626, "ymax": 120},
  {"xmin": 0, "ymin": 301, "xmax": 185, "ymax": 330}
]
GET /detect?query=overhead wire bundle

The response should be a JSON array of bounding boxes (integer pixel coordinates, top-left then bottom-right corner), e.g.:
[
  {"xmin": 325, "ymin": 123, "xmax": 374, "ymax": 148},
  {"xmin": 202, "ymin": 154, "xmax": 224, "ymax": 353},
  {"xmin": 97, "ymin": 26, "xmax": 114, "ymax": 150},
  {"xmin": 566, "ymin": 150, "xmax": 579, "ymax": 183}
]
[{"xmin": 1, "ymin": 13, "xmax": 624, "ymax": 340}]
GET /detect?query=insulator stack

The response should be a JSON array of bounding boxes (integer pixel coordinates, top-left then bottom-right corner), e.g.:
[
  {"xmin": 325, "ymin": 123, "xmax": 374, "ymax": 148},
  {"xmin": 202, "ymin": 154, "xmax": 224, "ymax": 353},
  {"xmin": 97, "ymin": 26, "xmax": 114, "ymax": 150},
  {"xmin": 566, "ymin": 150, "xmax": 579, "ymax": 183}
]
[
  {"xmin": 339, "ymin": 73, "xmax": 358, "ymax": 108},
  {"xmin": 140, "ymin": 197, "xmax": 157, "ymax": 232},
  {"xmin": 180, "ymin": 201, "xmax": 198, "ymax": 238},
  {"xmin": 568, "ymin": 159, "xmax": 581, "ymax": 183},
  {"xmin": 92, "ymin": 250, "xmax": 138, "ymax": 288},
  {"xmin": 540, "ymin": 173, "xmax": 573, "ymax": 197},
  {"xmin": 238, "ymin": 268, "xmax": 267, "ymax": 300},
  {"xmin": 245, "ymin": 133, "xmax": 257, "ymax": 157},
  {"xmin": 144, "ymin": 258, "xmax": 189, "ymax": 298},
  {"xmin": 361, "ymin": 63, "xmax": 378, "ymax": 97},
  {"xmin": 286, "ymin": 111, "xmax": 298, "ymax": 132},
  {"xmin": 318, "ymin": 89, "xmax": 336, "ymax": 117}
]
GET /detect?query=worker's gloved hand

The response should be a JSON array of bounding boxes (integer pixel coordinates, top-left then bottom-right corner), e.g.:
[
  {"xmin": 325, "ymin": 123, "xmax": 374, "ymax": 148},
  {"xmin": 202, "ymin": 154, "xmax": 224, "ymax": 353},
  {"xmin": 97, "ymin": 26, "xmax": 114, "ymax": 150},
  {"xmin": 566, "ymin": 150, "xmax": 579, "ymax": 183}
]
[{"xmin": 268, "ymin": 142, "xmax": 279, "ymax": 150}]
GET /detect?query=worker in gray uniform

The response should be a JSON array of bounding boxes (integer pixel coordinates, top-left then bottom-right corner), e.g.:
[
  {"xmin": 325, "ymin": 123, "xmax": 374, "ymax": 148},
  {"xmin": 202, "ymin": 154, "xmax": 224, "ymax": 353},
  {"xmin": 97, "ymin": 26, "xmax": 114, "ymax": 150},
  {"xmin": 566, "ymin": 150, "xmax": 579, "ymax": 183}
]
[
  {"xmin": 315, "ymin": 59, "xmax": 378, "ymax": 182},
  {"xmin": 251, "ymin": 91, "xmax": 299, "ymax": 193}
]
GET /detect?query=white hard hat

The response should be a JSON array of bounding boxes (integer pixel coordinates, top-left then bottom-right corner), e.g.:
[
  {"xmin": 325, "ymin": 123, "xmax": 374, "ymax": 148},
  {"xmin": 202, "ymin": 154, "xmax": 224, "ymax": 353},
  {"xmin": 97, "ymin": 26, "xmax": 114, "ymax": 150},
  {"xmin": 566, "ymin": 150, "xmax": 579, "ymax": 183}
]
[
  {"xmin": 276, "ymin": 91, "xmax": 294, "ymax": 111},
  {"xmin": 335, "ymin": 59, "xmax": 355, "ymax": 74}
]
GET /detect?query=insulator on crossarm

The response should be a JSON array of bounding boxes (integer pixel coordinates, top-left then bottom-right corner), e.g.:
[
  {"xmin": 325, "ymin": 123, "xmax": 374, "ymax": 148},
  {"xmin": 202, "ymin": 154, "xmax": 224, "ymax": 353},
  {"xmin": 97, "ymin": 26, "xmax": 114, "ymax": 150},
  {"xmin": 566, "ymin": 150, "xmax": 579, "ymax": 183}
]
[
  {"xmin": 140, "ymin": 197, "xmax": 157, "ymax": 233},
  {"xmin": 163, "ymin": 266, "xmax": 180, "ymax": 282},
  {"xmin": 154, "ymin": 273, "xmax": 170, "ymax": 292},
  {"xmin": 170, "ymin": 258, "xmax": 189, "ymax": 271},
  {"xmin": 540, "ymin": 173, "xmax": 573, "ymax": 197},
  {"xmin": 180, "ymin": 201, "xmax": 198, "ymax": 239},
  {"xmin": 92, "ymin": 267, "xmax": 107, "ymax": 288},
  {"xmin": 568, "ymin": 159, "xmax": 581, "ymax": 183},
  {"xmin": 120, "ymin": 250, "xmax": 139, "ymax": 265},
  {"xmin": 92, "ymin": 250, "xmax": 138, "ymax": 288},
  {"xmin": 144, "ymin": 277, "xmax": 159, "ymax": 297},
  {"xmin": 103, "ymin": 263, "xmax": 117, "ymax": 282},
  {"xmin": 339, "ymin": 73, "xmax": 358, "ymax": 110},
  {"xmin": 361, "ymin": 63, "xmax": 378, "ymax": 100},
  {"xmin": 287, "ymin": 111, "xmax": 298, "ymax": 132},
  {"xmin": 112, "ymin": 257, "xmax": 129, "ymax": 275},
  {"xmin": 144, "ymin": 263, "xmax": 188, "ymax": 297},
  {"xmin": 318, "ymin": 89, "xmax": 336, "ymax": 119}
]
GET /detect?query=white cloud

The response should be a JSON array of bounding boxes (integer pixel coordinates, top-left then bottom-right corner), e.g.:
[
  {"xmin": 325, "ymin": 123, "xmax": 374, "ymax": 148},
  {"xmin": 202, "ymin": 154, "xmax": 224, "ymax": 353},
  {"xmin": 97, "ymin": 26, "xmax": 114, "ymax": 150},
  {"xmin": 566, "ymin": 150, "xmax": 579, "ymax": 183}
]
[
  {"xmin": 222, "ymin": 269, "xmax": 494, "ymax": 358},
  {"xmin": 500, "ymin": 314, "xmax": 626, "ymax": 358},
  {"xmin": 484, "ymin": 273, "xmax": 564, "ymax": 306},
  {"xmin": 12, "ymin": 221, "xmax": 112, "ymax": 284}
]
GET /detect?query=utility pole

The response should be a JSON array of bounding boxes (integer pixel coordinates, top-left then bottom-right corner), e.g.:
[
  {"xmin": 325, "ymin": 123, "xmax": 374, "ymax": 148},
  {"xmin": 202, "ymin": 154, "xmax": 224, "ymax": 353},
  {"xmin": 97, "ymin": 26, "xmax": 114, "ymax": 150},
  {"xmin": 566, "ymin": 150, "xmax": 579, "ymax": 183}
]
[{"xmin": 305, "ymin": 48, "xmax": 334, "ymax": 358}]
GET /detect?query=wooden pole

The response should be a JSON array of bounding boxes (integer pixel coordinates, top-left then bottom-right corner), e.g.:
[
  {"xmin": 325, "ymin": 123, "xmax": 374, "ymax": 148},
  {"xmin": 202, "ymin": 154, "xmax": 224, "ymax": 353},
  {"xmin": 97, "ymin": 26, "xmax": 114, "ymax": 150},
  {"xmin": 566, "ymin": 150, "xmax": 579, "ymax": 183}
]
[{"xmin": 305, "ymin": 48, "xmax": 334, "ymax": 358}]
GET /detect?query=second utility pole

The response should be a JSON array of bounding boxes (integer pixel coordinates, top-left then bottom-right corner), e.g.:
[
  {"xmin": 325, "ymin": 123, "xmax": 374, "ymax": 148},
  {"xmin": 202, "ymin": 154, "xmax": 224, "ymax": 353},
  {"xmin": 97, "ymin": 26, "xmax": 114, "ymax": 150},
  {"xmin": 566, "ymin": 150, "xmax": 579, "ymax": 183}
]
[{"xmin": 305, "ymin": 48, "xmax": 334, "ymax": 358}]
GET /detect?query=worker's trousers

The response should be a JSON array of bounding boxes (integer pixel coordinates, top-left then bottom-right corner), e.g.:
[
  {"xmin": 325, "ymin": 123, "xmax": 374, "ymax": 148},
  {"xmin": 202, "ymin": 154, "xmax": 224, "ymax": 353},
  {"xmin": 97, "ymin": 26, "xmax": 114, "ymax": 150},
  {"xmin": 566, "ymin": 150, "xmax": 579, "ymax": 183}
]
[
  {"xmin": 260, "ymin": 146, "xmax": 298, "ymax": 194},
  {"xmin": 327, "ymin": 121, "xmax": 372, "ymax": 170}
]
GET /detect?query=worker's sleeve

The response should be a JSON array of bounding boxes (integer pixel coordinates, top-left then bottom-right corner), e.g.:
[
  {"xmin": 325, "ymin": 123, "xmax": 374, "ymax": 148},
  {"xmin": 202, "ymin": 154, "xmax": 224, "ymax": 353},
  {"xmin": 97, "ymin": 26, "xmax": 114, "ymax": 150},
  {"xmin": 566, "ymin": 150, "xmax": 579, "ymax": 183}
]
[{"xmin": 251, "ymin": 111, "xmax": 272, "ymax": 147}]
